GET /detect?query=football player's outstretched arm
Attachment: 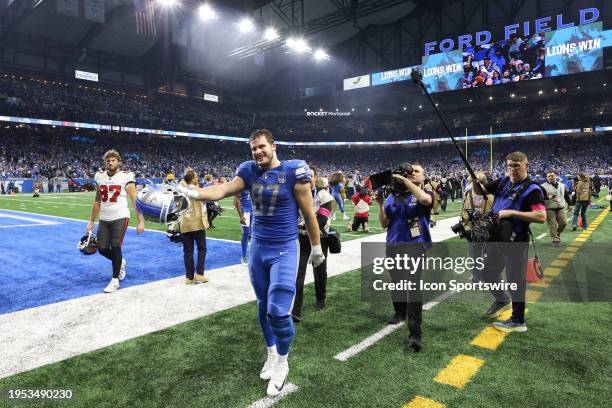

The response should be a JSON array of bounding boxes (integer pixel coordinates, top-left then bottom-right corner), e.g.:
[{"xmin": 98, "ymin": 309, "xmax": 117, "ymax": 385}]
[
  {"xmin": 86, "ymin": 189, "xmax": 101, "ymax": 233},
  {"xmin": 294, "ymin": 182, "xmax": 325, "ymax": 267},
  {"xmin": 180, "ymin": 176, "xmax": 246, "ymax": 202},
  {"xmin": 126, "ymin": 183, "xmax": 145, "ymax": 234}
]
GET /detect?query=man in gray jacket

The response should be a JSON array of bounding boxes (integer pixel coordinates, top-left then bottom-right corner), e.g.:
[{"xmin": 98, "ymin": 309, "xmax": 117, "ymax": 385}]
[{"xmin": 541, "ymin": 171, "xmax": 571, "ymax": 247}]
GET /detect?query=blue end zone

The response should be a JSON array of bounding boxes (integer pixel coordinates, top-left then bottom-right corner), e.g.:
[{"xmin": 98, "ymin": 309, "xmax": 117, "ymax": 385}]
[{"xmin": 0, "ymin": 209, "xmax": 241, "ymax": 315}]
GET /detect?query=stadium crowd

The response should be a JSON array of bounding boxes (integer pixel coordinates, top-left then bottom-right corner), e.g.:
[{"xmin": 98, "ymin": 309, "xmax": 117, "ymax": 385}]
[
  {"xmin": 1, "ymin": 128, "xmax": 609, "ymax": 184},
  {"xmin": 1, "ymin": 73, "xmax": 610, "ymax": 143}
]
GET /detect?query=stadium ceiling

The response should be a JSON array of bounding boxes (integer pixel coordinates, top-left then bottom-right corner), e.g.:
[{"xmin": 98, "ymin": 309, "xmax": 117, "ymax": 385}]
[{"xmin": 226, "ymin": 0, "xmax": 420, "ymax": 59}]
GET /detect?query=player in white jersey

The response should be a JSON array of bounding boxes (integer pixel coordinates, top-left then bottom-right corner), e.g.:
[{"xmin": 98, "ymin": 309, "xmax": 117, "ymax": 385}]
[{"xmin": 86, "ymin": 149, "xmax": 145, "ymax": 293}]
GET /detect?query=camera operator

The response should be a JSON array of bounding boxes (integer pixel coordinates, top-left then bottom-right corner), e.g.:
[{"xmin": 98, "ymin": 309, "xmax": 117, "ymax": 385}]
[
  {"xmin": 454, "ymin": 172, "xmax": 494, "ymax": 282},
  {"xmin": 472, "ymin": 152, "xmax": 546, "ymax": 333},
  {"xmin": 376, "ymin": 164, "xmax": 433, "ymax": 352}
]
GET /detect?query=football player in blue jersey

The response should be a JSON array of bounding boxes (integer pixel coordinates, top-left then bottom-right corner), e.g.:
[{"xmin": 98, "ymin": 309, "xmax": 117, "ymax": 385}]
[
  {"xmin": 178, "ymin": 129, "xmax": 324, "ymax": 397},
  {"xmin": 234, "ymin": 189, "xmax": 253, "ymax": 264}
]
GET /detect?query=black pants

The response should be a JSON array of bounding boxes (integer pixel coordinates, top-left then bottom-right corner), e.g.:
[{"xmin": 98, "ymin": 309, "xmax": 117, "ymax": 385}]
[
  {"xmin": 440, "ymin": 193, "xmax": 448, "ymax": 212},
  {"xmin": 387, "ymin": 245, "xmax": 423, "ymax": 339},
  {"xmin": 182, "ymin": 230, "xmax": 207, "ymax": 279},
  {"xmin": 292, "ymin": 234, "xmax": 329, "ymax": 318},
  {"xmin": 482, "ymin": 241, "xmax": 528, "ymax": 323}
]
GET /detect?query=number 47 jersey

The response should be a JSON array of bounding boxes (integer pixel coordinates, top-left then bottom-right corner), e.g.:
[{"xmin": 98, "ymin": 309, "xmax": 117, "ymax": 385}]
[
  {"xmin": 94, "ymin": 170, "xmax": 135, "ymax": 221},
  {"xmin": 236, "ymin": 160, "xmax": 311, "ymax": 243}
]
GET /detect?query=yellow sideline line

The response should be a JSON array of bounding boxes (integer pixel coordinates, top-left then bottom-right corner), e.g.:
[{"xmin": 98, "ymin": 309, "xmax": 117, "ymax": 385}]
[
  {"xmin": 403, "ymin": 396, "xmax": 446, "ymax": 408},
  {"xmin": 433, "ymin": 355, "xmax": 485, "ymax": 389}
]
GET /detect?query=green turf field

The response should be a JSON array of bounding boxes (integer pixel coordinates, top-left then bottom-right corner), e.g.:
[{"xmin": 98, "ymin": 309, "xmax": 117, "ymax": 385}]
[{"xmin": 0, "ymin": 191, "xmax": 610, "ymax": 407}]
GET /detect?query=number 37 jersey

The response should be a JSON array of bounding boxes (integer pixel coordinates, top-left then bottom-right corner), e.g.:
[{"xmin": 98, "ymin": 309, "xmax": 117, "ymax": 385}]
[
  {"xmin": 94, "ymin": 170, "xmax": 135, "ymax": 221},
  {"xmin": 236, "ymin": 160, "xmax": 311, "ymax": 243}
]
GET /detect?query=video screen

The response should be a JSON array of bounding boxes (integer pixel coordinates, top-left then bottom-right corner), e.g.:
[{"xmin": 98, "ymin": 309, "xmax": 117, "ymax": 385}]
[{"xmin": 463, "ymin": 35, "xmax": 545, "ymax": 88}]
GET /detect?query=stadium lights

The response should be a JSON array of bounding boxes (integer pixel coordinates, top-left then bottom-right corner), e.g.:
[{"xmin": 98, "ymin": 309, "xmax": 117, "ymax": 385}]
[
  {"xmin": 157, "ymin": 0, "xmax": 178, "ymax": 8},
  {"xmin": 418, "ymin": 105, "xmax": 423, "ymax": 109},
  {"xmin": 403, "ymin": 107, "xmax": 407, "ymax": 111},
  {"xmin": 469, "ymin": 99, "xmax": 473, "ymax": 103},
  {"xmin": 351, "ymin": 108, "xmax": 355, "ymax": 112},
  {"xmin": 314, "ymin": 48, "xmax": 330, "ymax": 61},
  {"xmin": 554, "ymin": 88, "xmax": 558, "ymax": 92},
  {"xmin": 238, "ymin": 18, "xmax": 255, "ymax": 33},
  {"xmin": 489, "ymin": 96, "xmax": 494, "ymax": 100},
  {"xmin": 367, "ymin": 108, "xmax": 371, "ymax": 112},
  {"xmin": 263, "ymin": 27, "xmax": 279, "ymax": 41},
  {"xmin": 198, "ymin": 4, "xmax": 217, "ymax": 21},
  {"xmin": 510, "ymin": 93, "xmax": 516, "ymax": 98},
  {"xmin": 293, "ymin": 38, "xmax": 309, "ymax": 53},
  {"xmin": 538, "ymin": 90, "xmax": 543, "ymax": 95}
]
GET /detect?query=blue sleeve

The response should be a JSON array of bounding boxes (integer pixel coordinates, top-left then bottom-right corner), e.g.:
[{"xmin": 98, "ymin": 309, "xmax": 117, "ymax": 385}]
[
  {"xmin": 236, "ymin": 161, "xmax": 254, "ymax": 189},
  {"xmin": 294, "ymin": 160, "xmax": 311, "ymax": 183}
]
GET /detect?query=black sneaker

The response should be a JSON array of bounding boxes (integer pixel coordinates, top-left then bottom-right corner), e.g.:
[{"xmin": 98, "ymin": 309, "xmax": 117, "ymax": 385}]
[
  {"xmin": 552, "ymin": 241, "xmax": 560, "ymax": 248},
  {"xmin": 485, "ymin": 300, "xmax": 511, "ymax": 317},
  {"xmin": 572, "ymin": 226, "xmax": 577, "ymax": 231},
  {"xmin": 407, "ymin": 336, "xmax": 422, "ymax": 352},
  {"xmin": 314, "ymin": 299, "xmax": 326, "ymax": 311},
  {"xmin": 291, "ymin": 314, "xmax": 302, "ymax": 323},
  {"xmin": 388, "ymin": 313, "xmax": 405, "ymax": 325},
  {"xmin": 493, "ymin": 318, "xmax": 527, "ymax": 333}
]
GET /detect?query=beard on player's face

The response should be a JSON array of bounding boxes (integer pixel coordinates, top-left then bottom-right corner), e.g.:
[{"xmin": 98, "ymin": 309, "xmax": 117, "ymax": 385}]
[{"xmin": 106, "ymin": 159, "xmax": 119, "ymax": 172}]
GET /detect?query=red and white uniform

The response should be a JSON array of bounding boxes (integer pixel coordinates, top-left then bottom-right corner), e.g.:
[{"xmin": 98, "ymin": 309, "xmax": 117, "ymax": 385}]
[{"xmin": 95, "ymin": 170, "xmax": 135, "ymax": 221}]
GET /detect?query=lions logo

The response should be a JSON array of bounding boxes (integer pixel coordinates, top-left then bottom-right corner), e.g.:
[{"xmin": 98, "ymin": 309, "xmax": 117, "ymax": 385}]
[{"xmin": 278, "ymin": 172, "xmax": 286, "ymax": 184}]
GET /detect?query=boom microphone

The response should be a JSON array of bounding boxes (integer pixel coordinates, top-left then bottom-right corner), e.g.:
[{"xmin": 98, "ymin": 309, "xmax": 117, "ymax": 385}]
[{"xmin": 410, "ymin": 70, "xmax": 478, "ymax": 181}]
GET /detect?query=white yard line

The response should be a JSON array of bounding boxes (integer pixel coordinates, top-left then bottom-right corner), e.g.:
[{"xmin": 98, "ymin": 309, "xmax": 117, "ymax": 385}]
[
  {"xmin": 333, "ymin": 290, "xmax": 457, "ymax": 362},
  {"xmin": 536, "ymin": 233, "xmax": 547, "ymax": 240}
]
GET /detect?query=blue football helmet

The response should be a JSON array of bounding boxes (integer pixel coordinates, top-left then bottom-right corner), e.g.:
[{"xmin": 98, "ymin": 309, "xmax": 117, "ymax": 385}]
[{"xmin": 136, "ymin": 185, "xmax": 191, "ymax": 225}]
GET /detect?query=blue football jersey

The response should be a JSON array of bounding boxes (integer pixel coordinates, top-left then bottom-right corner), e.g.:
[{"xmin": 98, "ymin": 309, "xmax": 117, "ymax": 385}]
[
  {"xmin": 236, "ymin": 160, "xmax": 311, "ymax": 242},
  {"xmin": 240, "ymin": 190, "xmax": 253, "ymax": 213}
]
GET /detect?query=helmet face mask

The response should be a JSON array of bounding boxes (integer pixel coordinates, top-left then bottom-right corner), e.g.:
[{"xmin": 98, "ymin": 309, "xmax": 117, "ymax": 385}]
[{"xmin": 78, "ymin": 232, "xmax": 98, "ymax": 255}]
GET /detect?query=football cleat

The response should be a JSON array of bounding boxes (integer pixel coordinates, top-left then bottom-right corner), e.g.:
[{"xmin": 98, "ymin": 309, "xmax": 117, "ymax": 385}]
[
  {"xmin": 241, "ymin": 257, "xmax": 248, "ymax": 265},
  {"xmin": 342, "ymin": 214, "xmax": 350, "ymax": 220},
  {"xmin": 103, "ymin": 278, "xmax": 120, "ymax": 293},
  {"xmin": 260, "ymin": 349, "xmax": 278, "ymax": 380},
  {"xmin": 118, "ymin": 259, "xmax": 127, "ymax": 281},
  {"xmin": 266, "ymin": 358, "xmax": 289, "ymax": 397}
]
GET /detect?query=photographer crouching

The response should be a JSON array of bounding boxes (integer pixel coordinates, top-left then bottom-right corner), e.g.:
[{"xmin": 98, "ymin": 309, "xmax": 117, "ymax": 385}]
[
  {"xmin": 472, "ymin": 152, "xmax": 546, "ymax": 333},
  {"xmin": 375, "ymin": 164, "xmax": 433, "ymax": 352}
]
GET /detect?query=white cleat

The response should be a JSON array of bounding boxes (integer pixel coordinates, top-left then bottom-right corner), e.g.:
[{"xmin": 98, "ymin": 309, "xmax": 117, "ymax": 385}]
[
  {"xmin": 342, "ymin": 214, "xmax": 350, "ymax": 220},
  {"xmin": 103, "ymin": 278, "xmax": 120, "ymax": 293},
  {"xmin": 260, "ymin": 349, "xmax": 277, "ymax": 380},
  {"xmin": 118, "ymin": 259, "xmax": 127, "ymax": 281},
  {"xmin": 241, "ymin": 257, "xmax": 248, "ymax": 265},
  {"xmin": 267, "ymin": 358, "xmax": 289, "ymax": 397}
]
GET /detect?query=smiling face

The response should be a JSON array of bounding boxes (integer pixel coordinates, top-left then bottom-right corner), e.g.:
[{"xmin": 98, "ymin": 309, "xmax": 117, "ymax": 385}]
[
  {"xmin": 250, "ymin": 135, "xmax": 276, "ymax": 169},
  {"xmin": 547, "ymin": 172, "xmax": 557, "ymax": 184}
]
